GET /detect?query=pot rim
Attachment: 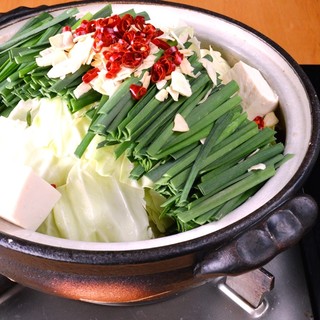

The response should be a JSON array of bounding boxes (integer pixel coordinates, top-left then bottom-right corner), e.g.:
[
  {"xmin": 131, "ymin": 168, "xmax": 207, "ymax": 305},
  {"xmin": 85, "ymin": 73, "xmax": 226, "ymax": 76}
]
[{"xmin": 0, "ymin": 0, "xmax": 319, "ymax": 264}]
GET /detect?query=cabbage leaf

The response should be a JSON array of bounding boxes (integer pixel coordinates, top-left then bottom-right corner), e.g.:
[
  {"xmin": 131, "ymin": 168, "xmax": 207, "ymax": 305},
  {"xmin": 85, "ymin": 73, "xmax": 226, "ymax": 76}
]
[{"xmin": 1, "ymin": 97, "xmax": 161, "ymax": 242}]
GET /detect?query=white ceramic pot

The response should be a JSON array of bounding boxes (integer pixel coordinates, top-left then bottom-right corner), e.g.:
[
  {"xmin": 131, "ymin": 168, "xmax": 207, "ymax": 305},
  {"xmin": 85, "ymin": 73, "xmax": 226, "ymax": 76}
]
[{"xmin": 0, "ymin": 1, "xmax": 318, "ymax": 304}]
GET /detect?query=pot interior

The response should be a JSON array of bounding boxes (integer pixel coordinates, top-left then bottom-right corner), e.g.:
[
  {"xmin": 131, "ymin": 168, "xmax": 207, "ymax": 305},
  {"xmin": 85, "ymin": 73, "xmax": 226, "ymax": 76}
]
[{"xmin": 0, "ymin": 1, "xmax": 316, "ymax": 251}]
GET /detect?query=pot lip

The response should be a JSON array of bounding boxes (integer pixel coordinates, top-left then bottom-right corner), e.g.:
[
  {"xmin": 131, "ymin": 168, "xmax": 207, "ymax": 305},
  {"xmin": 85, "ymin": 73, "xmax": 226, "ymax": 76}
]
[{"xmin": 0, "ymin": 0, "xmax": 320, "ymax": 264}]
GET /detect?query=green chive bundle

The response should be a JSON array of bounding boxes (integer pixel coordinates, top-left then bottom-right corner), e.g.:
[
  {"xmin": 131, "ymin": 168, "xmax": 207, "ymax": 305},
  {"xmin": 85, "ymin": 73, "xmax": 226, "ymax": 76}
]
[
  {"xmin": 0, "ymin": 5, "xmax": 115, "ymax": 115},
  {"xmin": 78, "ymin": 71, "xmax": 290, "ymax": 232}
]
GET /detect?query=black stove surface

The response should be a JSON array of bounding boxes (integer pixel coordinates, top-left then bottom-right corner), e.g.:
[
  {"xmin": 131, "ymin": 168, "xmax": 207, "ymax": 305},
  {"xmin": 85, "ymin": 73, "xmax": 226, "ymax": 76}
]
[{"xmin": 0, "ymin": 65, "xmax": 319, "ymax": 320}]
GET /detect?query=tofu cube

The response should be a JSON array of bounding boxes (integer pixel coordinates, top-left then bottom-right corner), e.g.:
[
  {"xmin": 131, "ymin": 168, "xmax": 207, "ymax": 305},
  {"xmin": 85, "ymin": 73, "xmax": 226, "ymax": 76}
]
[
  {"xmin": 222, "ymin": 61, "xmax": 279, "ymax": 120},
  {"xmin": 0, "ymin": 165, "xmax": 61, "ymax": 231}
]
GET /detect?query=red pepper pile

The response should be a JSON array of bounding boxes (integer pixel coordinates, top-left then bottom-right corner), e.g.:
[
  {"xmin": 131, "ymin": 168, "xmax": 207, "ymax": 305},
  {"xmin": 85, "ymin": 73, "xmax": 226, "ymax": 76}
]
[{"xmin": 65, "ymin": 13, "xmax": 184, "ymax": 99}]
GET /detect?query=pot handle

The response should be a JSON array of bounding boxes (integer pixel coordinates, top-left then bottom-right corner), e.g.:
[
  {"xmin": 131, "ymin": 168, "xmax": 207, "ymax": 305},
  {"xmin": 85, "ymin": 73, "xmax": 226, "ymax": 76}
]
[{"xmin": 194, "ymin": 194, "xmax": 318, "ymax": 277}]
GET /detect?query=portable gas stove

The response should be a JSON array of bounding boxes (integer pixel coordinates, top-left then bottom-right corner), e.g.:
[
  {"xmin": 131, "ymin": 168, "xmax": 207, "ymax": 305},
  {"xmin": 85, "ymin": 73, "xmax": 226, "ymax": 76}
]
[{"xmin": 0, "ymin": 65, "xmax": 319, "ymax": 320}]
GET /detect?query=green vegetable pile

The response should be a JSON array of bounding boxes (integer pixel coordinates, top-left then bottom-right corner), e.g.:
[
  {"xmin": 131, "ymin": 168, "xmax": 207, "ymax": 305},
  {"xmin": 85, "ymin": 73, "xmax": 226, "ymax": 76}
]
[
  {"xmin": 0, "ymin": 4, "xmax": 291, "ymax": 237},
  {"xmin": 0, "ymin": 5, "xmax": 114, "ymax": 115}
]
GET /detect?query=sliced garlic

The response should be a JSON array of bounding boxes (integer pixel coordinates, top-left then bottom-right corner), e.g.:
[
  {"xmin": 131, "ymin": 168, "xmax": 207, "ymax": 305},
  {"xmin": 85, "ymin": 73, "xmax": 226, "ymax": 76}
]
[
  {"xmin": 46, "ymin": 35, "xmax": 95, "ymax": 79},
  {"xmin": 263, "ymin": 111, "xmax": 279, "ymax": 128},
  {"xmin": 49, "ymin": 31, "xmax": 74, "ymax": 50},
  {"xmin": 135, "ymin": 53, "xmax": 158, "ymax": 74},
  {"xmin": 113, "ymin": 67, "xmax": 132, "ymax": 82},
  {"xmin": 170, "ymin": 70, "xmax": 192, "ymax": 97},
  {"xmin": 199, "ymin": 57, "xmax": 218, "ymax": 86},
  {"xmin": 198, "ymin": 88, "xmax": 213, "ymax": 104},
  {"xmin": 169, "ymin": 25, "xmax": 194, "ymax": 47},
  {"xmin": 36, "ymin": 47, "xmax": 68, "ymax": 67},
  {"xmin": 179, "ymin": 57, "xmax": 195, "ymax": 77},
  {"xmin": 166, "ymin": 86, "xmax": 180, "ymax": 101},
  {"xmin": 141, "ymin": 71, "xmax": 151, "ymax": 89},
  {"xmin": 248, "ymin": 163, "xmax": 267, "ymax": 172},
  {"xmin": 74, "ymin": 82, "xmax": 92, "ymax": 99},
  {"xmin": 47, "ymin": 59, "xmax": 80, "ymax": 78},
  {"xmin": 101, "ymin": 78, "xmax": 121, "ymax": 97},
  {"xmin": 155, "ymin": 88, "xmax": 169, "ymax": 101},
  {"xmin": 156, "ymin": 79, "xmax": 167, "ymax": 90},
  {"xmin": 68, "ymin": 36, "xmax": 95, "ymax": 65},
  {"xmin": 187, "ymin": 36, "xmax": 201, "ymax": 58},
  {"xmin": 247, "ymin": 148, "xmax": 260, "ymax": 158},
  {"xmin": 200, "ymin": 46, "xmax": 231, "ymax": 79},
  {"xmin": 179, "ymin": 48, "xmax": 196, "ymax": 57},
  {"xmin": 173, "ymin": 113, "xmax": 189, "ymax": 132}
]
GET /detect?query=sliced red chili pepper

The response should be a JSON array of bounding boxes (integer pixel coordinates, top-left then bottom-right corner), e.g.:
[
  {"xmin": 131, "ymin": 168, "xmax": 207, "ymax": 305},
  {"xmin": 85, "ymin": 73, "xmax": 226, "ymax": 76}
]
[
  {"xmin": 122, "ymin": 51, "xmax": 143, "ymax": 68},
  {"xmin": 161, "ymin": 56, "xmax": 176, "ymax": 74},
  {"xmin": 82, "ymin": 67, "xmax": 100, "ymax": 83},
  {"xmin": 152, "ymin": 29, "xmax": 164, "ymax": 39},
  {"xmin": 143, "ymin": 24, "xmax": 159, "ymax": 40},
  {"xmin": 130, "ymin": 84, "xmax": 147, "ymax": 100},
  {"xmin": 94, "ymin": 18, "xmax": 105, "ymax": 31},
  {"xmin": 117, "ymin": 14, "xmax": 135, "ymax": 35},
  {"xmin": 150, "ymin": 46, "xmax": 184, "ymax": 83},
  {"xmin": 107, "ymin": 51, "xmax": 123, "ymax": 63},
  {"xmin": 132, "ymin": 35, "xmax": 147, "ymax": 43},
  {"xmin": 150, "ymin": 62, "xmax": 167, "ymax": 82},
  {"xmin": 165, "ymin": 46, "xmax": 184, "ymax": 65},
  {"xmin": 94, "ymin": 30, "xmax": 119, "ymax": 51},
  {"xmin": 99, "ymin": 14, "xmax": 121, "ymax": 28},
  {"xmin": 172, "ymin": 50, "xmax": 184, "ymax": 65},
  {"xmin": 151, "ymin": 38, "xmax": 171, "ymax": 50},
  {"xmin": 62, "ymin": 26, "xmax": 71, "ymax": 32},
  {"xmin": 106, "ymin": 32, "xmax": 118, "ymax": 45},
  {"xmin": 75, "ymin": 20, "xmax": 97, "ymax": 36},
  {"xmin": 74, "ymin": 27, "xmax": 86, "ymax": 36},
  {"xmin": 253, "ymin": 116, "xmax": 265, "ymax": 129},
  {"xmin": 131, "ymin": 40, "xmax": 150, "ymax": 58},
  {"xmin": 105, "ymin": 60, "xmax": 122, "ymax": 78},
  {"xmin": 122, "ymin": 30, "xmax": 137, "ymax": 45},
  {"xmin": 134, "ymin": 16, "xmax": 146, "ymax": 31},
  {"xmin": 118, "ymin": 38, "xmax": 129, "ymax": 47},
  {"xmin": 165, "ymin": 46, "xmax": 177, "ymax": 54},
  {"xmin": 108, "ymin": 41, "xmax": 129, "ymax": 53},
  {"xmin": 93, "ymin": 40, "xmax": 104, "ymax": 52},
  {"xmin": 76, "ymin": 13, "xmax": 181, "ymax": 82}
]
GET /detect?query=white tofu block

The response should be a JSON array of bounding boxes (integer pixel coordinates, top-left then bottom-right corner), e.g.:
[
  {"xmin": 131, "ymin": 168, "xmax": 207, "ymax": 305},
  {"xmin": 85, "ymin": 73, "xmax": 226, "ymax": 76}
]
[
  {"xmin": 0, "ymin": 165, "xmax": 61, "ymax": 231},
  {"xmin": 222, "ymin": 61, "xmax": 279, "ymax": 120}
]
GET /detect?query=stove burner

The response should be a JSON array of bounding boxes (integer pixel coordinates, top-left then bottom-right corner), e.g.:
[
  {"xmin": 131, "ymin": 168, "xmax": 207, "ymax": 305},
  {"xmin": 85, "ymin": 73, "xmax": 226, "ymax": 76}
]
[{"xmin": 217, "ymin": 267, "xmax": 274, "ymax": 317}]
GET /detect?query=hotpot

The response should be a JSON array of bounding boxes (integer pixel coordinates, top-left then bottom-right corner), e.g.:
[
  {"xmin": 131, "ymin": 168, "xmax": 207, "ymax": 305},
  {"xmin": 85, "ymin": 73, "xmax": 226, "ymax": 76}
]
[{"xmin": 0, "ymin": 0, "xmax": 319, "ymax": 304}]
